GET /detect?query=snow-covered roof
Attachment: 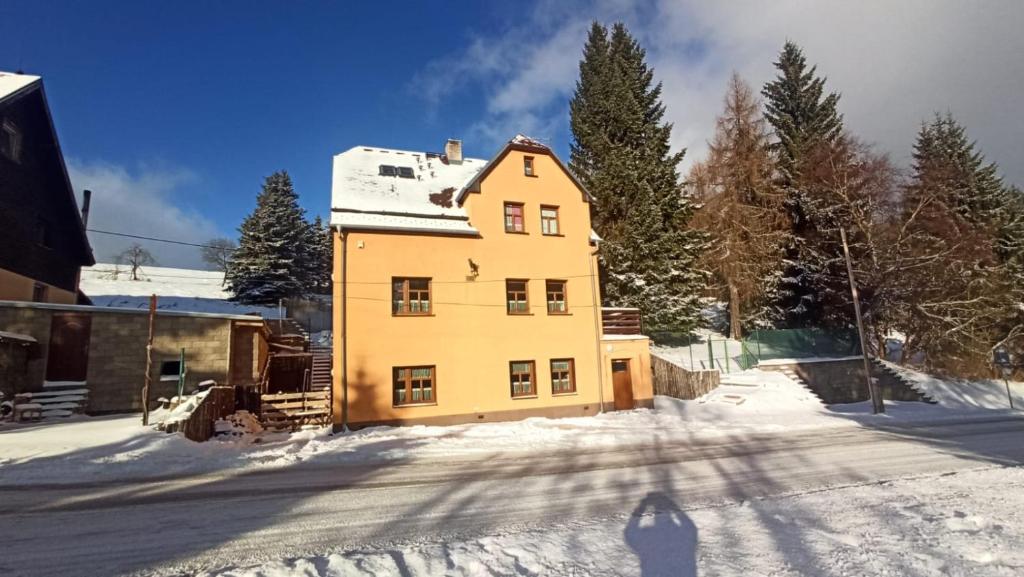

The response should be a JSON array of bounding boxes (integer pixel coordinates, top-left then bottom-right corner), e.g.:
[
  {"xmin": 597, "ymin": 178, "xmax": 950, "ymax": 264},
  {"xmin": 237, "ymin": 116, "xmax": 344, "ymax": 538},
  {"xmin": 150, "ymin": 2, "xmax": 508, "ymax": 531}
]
[
  {"xmin": 0, "ymin": 71, "xmax": 40, "ymax": 104},
  {"xmin": 330, "ymin": 136, "xmax": 599, "ymax": 239},
  {"xmin": 331, "ymin": 145, "xmax": 486, "ymax": 234}
]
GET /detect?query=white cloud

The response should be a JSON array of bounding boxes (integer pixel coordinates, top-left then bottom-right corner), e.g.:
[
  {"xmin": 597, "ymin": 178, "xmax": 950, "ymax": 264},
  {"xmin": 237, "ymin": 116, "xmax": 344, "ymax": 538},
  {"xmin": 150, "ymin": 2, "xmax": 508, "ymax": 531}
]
[
  {"xmin": 67, "ymin": 160, "xmax": 224, "ymax": 269},
  {"xmin": 415, "ymin": 0, "xmax": 1024, "ymax": 185}
]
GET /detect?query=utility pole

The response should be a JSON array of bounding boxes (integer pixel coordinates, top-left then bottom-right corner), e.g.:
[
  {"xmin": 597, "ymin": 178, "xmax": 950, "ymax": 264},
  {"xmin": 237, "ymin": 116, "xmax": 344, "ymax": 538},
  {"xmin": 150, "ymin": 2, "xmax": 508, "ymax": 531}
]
[
  {"xmin": 142, "ymin": 294, "xmax": 157, "ymax": 426},
  {"xmin": 841, "ymin": 228, "xmax": 883, "ymax": 414}
]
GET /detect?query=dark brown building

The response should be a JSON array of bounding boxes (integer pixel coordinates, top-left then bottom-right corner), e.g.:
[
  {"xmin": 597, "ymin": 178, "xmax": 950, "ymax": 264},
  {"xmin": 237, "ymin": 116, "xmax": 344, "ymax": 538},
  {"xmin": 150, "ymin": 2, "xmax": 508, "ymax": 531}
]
[{"xmin": 0, "ymin": 71, "xmax": 93, "ymax": 304}]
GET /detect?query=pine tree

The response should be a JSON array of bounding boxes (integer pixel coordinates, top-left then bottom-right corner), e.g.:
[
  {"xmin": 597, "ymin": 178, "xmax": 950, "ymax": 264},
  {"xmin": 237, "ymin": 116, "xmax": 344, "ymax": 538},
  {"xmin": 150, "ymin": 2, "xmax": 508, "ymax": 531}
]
[
  {"xmin": 761, "ymin": 41, "xmax": 844, "ymax": 328},
  {"xmin": 689, "ymin": 74, "xmax": 788, "ymax": 339},
  {"xmin": 227, "ymin": 171, "xmax": 312, "ymax": 304},
  {"xmin": 570, "ymin": 22, "xmax": 706, "ymax": 336}
]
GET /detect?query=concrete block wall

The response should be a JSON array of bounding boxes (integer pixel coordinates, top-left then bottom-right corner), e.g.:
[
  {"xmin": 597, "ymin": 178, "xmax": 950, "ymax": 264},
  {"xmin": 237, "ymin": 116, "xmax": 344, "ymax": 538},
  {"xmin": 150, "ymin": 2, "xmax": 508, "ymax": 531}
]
[
  {"xmin": 0, "ymin": 342, "xmax": 31, "ymax": 397},
  {"xmin": 0, "ymin": 306, "xmax": 52, "ymax": 394},
  {"xmin": 87, "ymin": 313, "xmax": 232, "ymax": 413},
  {"xmin": 0, "ymin": 302, "xmax": 254, "ymax": 414}
]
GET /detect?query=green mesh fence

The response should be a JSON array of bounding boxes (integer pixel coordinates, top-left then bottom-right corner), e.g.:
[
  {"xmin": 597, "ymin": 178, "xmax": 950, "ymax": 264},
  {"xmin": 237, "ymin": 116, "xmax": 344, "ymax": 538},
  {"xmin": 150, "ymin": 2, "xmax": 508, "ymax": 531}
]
[{"xmin": 741, "ymin": 329, "xmax": 861, "ymax": 367}]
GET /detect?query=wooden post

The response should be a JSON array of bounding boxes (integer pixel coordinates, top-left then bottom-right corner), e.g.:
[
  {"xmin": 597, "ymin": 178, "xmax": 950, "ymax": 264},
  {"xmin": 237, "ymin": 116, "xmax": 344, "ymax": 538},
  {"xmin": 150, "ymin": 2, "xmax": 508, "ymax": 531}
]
[
  {"xmin": 142, "ymin": 294, "xmax": 157, "ymax": 426},
  {"xmin": 841, "ymin": 228, "xmax": 883, "ymax": 414}
]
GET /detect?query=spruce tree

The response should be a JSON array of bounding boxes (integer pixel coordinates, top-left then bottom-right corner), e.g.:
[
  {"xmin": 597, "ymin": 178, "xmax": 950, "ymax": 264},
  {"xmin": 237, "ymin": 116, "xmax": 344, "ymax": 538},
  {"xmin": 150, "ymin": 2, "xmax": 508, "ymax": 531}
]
[
  {"xmin": 307, "ymin": 215, "xmax": 333, "ymax": 295},
  {"xmin": 898, "ymin": 114, "xmax": 1016, "ymax": 372},
  {"xmin": 227, "ymin": 171, "xmax": 312, "ymax": 304},
  {"xmin": 761, "ymin": 41, "xmax": 844, "ymax": 328},
  {"xmin": 570, "ymin": 22, "xmax": 706, "ymax": 336}
]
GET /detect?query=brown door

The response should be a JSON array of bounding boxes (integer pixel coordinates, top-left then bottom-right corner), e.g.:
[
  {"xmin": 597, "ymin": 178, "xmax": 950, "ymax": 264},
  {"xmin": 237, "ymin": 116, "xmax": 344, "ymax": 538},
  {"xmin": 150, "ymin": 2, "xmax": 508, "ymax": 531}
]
[
  {"xmin": 45, "ymin": 313, "xmax": 92, "ymax": 382},
  {"xmin": 611, "ymin": 359, "xmax": 634, "ymax": 410}
]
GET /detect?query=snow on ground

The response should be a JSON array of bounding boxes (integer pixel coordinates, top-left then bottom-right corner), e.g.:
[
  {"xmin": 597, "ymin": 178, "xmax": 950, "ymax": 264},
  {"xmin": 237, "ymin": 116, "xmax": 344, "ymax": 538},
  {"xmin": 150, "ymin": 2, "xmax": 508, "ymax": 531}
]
[
  {"xmin": 200, "ymin": 466, "xmax": 1024, "ymax": 577},
  {"xmin": 1, "ymin": 362, "xmax": 1021, "ymax": 485},
  {"xmin": 79, "ymin": 263, "xmax": 280, "ymax": 317}
]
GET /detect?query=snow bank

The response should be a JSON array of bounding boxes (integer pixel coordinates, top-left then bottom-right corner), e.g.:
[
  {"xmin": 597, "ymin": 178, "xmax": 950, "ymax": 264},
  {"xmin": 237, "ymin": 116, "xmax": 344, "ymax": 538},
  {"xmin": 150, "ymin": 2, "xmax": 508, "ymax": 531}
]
[{"xmin": 1, "ymin": 363, "xmax": 1019, "ymax": 485}]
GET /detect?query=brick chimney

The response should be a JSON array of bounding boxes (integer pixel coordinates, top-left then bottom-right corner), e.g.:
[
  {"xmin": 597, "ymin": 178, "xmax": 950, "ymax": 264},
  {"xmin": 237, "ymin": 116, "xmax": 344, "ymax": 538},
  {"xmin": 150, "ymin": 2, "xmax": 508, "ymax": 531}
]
[{"xmin": 445, "ymin": 139, "xmax": 463, "ymax": 164}]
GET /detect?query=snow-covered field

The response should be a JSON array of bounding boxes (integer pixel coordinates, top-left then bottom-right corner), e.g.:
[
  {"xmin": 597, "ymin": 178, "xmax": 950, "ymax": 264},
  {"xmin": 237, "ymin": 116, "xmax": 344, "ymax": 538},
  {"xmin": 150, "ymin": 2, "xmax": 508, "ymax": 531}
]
[
  {"xmin": 198, "ymin": 465, "xmax": 1024, "ymax": 577},
  {"xmin": 79, "ymin": 263, "xmax": 280, "ymax": 317},
  {"xmin": 1, "ymin": 366, "xmax": 1020, "ymax": 486}
]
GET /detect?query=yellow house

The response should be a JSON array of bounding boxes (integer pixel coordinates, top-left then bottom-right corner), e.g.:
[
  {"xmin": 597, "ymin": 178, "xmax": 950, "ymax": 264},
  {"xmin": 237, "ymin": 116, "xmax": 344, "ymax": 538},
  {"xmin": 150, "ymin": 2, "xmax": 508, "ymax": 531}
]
[{"xmin": 330, "ymin": 136, "xmax": 652, "ymax": 429}]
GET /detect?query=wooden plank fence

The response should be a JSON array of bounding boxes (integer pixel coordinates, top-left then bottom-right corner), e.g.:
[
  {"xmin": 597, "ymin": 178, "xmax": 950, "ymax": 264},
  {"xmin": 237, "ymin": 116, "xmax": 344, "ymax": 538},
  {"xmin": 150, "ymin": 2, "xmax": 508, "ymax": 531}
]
[
  {"xmin": 261, "ymin": 390, "xmax": 331, "ymax": 431},
  {"xmin": 651, "ymin": 353, "xmax": 720, "ymax": 400},
  {"xmin": 166, "ymin": 385, "xmax": 236, "ymax": 442}
]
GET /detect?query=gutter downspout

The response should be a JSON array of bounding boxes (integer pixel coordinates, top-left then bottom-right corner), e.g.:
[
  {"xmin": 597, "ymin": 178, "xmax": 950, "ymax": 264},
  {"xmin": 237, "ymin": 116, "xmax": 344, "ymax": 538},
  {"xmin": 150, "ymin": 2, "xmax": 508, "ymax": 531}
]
[
  {"xmin": 341, "ymin": 230, "xmax": 349, "ymax": 431},
  {"xmin": 589, "ymin": 241, "xmax": 605, "ymax": 414}
]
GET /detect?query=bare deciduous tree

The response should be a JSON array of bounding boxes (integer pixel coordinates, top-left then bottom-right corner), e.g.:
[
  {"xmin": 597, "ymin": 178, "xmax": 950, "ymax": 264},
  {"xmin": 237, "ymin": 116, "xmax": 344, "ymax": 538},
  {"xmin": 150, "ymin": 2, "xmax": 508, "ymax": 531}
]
[
  {"xmin": 114, "ymin": 243, "xmax": 157, "ymax": 281},
  {"xmin": 201, "ymin": 238, "xmax": 237, "ymax": 286}
]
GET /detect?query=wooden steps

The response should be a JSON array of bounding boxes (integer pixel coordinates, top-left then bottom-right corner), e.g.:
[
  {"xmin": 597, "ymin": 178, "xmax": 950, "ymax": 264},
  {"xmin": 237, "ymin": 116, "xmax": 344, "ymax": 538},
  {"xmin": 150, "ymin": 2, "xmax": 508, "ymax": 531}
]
[{"xmin": 14, "ymin": 381, "xmax": 89, "ymax": 419}]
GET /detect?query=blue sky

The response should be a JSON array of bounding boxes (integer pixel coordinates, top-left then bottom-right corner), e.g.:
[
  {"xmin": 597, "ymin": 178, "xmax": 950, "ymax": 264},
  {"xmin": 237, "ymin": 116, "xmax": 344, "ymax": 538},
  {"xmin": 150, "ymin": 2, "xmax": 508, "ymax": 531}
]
[
  {"xmin": 3, "ymin": 1, "xmax": 1022, "ymax": 267},
  {"xmin": 1, "ymin": 2, "xmax": 512, "ymax": 239}
]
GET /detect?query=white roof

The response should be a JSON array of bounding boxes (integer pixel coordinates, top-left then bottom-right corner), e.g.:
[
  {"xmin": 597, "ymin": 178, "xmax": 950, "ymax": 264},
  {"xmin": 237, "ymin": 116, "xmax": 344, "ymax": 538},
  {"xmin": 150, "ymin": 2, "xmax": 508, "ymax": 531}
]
[
  {"xmin": 331, "ymin": 145, "xmax": 486, "ymax": 234},
  {"xmin": 0, "ymin": 71, "xmax": 40, "ymax": 103},
  {"xmin": 330, "ymin": 137, "xmax": 601, "ymax": 240}
]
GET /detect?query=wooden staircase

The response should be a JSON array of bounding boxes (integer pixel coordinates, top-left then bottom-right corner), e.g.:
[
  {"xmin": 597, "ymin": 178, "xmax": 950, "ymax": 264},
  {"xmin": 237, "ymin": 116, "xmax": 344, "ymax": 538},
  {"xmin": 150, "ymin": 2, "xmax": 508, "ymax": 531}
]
[{"xmin": 258, "ymin": 320, "xmax": 333, "ymax": 431}]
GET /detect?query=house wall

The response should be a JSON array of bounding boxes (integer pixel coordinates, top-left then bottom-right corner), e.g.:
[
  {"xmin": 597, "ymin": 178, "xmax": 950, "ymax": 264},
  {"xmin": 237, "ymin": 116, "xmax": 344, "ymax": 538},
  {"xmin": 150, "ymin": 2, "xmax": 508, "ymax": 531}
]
[
  {"xmin": 0, "ymin": 85, "xmax": 91, "ymax": 295},
  {"xmin": 0, "ymin": 302, "xmax": 261, "ymax": 413},
  {"xmin": 333, "ymin": 149, "xmax": 652, "ymax": 427},
  {"xmin": 331, "ymin": 148, "xmax": 610, "ymax": 428},
  {"xmin": 600, "ymin": 336, "xmax": 654, "ymax": 409},
  {"xmin": 0, "ymin": 267, "xmax": 76, "ymax": 304}
]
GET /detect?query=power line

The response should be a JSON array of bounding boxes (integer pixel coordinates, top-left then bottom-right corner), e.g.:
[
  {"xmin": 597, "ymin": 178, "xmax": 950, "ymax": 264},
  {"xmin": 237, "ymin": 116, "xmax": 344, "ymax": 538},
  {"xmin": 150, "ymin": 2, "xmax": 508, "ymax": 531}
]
[
  {"xmin": 85, "ymin": 267, "xmax": 597, "ymax": 285},
  {"xmin": 87, "ymin": 229, "xmax": 236, "ymax": 251}
]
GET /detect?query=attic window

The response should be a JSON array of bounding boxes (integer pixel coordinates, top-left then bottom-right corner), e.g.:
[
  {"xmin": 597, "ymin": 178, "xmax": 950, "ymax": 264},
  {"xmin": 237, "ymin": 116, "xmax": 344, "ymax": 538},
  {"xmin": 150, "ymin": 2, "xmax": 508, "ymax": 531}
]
[
  {"xmin": 397, "ymin": 166, "xmax": 415, "ymax": 179},
  {"xmin": 1, "ymin": 119, "xmax": 21, "ymax": 163},
  {"xmin": 379, "ymin": 165, "xmax": 397, "ymax": 177},
  {"xmin": 524, "ymin": 156, "xmax": 535, "ymax": 176}
]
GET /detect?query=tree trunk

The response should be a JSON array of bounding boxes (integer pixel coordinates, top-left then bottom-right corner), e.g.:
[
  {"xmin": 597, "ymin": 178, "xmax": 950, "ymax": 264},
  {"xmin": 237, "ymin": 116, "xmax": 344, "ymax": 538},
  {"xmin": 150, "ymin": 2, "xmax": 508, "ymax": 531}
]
[{"xmin": 728, "ymin": 281, "xmax": 742, "ymax": 340}]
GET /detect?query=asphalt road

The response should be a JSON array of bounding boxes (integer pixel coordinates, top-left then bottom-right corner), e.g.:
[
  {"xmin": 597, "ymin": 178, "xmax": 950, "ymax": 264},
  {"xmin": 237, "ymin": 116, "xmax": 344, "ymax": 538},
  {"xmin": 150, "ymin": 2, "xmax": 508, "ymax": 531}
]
[{"xmin": 1, "ymin": 416, "xmax": 1022, "ymax": 576}]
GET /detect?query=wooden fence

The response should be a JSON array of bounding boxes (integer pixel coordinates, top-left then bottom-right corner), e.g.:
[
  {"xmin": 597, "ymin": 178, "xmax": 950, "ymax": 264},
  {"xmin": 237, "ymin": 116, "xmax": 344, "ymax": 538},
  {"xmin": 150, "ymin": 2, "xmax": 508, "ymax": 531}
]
[
  {"xmin": 651, "ymin": 353, "xmax": 720, "ymax": 400},
  {"xmin": 261, "ymin": 390, "xmax": 331, "ymax": 431},
  {"xmin": 167, "ymin": 385, "xmax": 236, "ymax": 442}
]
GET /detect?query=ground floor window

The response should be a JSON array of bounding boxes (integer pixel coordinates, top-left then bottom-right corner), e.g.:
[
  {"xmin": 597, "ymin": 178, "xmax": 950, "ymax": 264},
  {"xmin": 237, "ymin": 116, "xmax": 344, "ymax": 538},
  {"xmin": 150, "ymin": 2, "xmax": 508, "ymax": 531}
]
[
  {"xmin": 506, "ymin": 279, "xmax": 529, "ymax": 314},
  {"xmin": 393, "ymin": 366, "xmax": 435, "ymax": 406},
  {"xmin": 509, "ymin": 360, "xmax": 536, "ymax": 397},
  {"xmin": 550, "ymin": 358, "xmax": 575, "ymax": 394}
]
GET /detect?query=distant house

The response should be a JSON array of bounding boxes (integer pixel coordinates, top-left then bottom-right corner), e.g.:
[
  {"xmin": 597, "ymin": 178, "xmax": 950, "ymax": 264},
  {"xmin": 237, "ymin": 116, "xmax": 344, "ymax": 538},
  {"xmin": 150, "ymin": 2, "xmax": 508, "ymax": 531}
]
[
  {"xmin": 0, "ymin": 71, "xmax": 94, "ymax": 304},
  {"xmin": 330, "ymin": 136, "xmax": 653, "ymax": 429}
]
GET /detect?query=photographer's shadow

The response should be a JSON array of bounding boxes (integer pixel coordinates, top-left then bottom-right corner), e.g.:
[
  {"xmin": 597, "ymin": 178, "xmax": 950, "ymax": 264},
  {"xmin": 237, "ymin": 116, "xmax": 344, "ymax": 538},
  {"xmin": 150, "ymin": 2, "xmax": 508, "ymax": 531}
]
[{"xmin": 624, "ymin": 492, "xmax": 697, "ymax": 577}]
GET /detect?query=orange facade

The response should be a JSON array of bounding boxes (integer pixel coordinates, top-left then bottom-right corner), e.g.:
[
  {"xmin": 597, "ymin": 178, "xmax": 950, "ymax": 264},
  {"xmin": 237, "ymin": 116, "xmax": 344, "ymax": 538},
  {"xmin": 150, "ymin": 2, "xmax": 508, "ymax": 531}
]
[{"xmin": 332, "ymin": 143, "xmax": 652, "ymax": 428}]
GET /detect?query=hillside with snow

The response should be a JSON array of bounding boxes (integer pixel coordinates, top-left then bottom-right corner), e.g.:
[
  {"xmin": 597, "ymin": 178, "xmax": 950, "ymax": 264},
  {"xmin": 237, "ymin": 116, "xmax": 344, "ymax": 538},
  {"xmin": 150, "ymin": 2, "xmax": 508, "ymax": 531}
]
[{"xmin": 80, "ymin": 263, "xmax": 280, "ymax": 317}]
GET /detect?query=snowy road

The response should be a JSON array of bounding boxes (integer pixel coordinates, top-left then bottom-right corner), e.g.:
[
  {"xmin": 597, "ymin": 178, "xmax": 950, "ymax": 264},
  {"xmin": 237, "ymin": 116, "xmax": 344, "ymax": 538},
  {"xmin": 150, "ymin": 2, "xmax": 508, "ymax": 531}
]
[{"xmin": 1, "ymin": 416, "xmax": 1022, "ymax": 577}]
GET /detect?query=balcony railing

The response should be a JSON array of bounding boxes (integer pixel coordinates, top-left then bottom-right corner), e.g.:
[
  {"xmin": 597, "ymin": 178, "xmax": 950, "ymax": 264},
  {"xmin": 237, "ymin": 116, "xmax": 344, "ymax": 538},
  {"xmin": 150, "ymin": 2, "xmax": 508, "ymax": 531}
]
[{"xmin": 601, "ymin": 307, "xmax": 643, "ymax": 336}]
